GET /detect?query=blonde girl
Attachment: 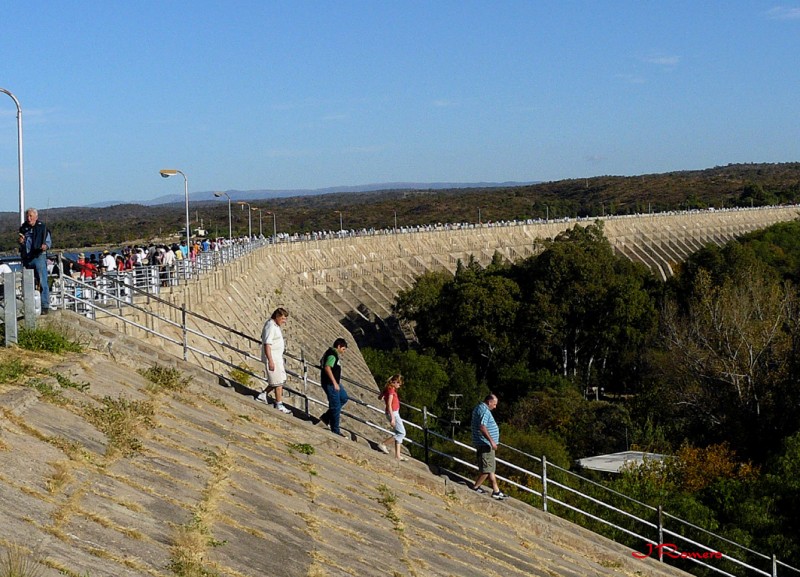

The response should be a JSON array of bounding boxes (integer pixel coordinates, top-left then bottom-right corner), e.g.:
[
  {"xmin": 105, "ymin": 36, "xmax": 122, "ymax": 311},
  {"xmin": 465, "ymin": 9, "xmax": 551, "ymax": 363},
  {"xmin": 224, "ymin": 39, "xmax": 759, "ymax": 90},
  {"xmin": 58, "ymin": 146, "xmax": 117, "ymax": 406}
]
[{"xmin": 378, "ymin": 374, "xmax": 407, "ymax": 461}]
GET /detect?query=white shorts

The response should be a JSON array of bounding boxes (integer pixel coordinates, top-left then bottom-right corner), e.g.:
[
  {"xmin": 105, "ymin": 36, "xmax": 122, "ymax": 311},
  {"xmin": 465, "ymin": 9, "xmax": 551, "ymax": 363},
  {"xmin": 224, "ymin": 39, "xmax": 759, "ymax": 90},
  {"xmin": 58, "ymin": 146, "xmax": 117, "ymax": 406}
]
[{"xmin": 265, "ymin": 358, "xmax": 286, "ymax": 386}]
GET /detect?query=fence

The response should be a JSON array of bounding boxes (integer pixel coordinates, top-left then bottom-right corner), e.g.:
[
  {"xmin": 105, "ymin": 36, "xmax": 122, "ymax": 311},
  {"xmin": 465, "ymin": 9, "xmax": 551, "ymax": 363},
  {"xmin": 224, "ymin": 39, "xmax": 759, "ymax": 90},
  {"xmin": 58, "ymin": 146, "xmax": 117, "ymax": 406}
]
[{"xmin": 20, "ymin": 262, "xmax": 800, "ymax": 577}]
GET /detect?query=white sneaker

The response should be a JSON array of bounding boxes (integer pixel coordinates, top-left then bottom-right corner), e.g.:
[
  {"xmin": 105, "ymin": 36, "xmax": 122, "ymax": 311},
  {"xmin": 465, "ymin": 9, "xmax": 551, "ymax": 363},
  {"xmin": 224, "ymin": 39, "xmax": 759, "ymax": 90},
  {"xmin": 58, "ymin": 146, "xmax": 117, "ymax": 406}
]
[
  {"xmin": 275, "ymin": 404, "xmax": 292, "ymax": 414},
  {"xmin": 256, "ymin": 391, "xmax": 268, "ymax": 403},
  {"xmin": 378, "ymin": 444, "xmax": 390, "ymax": 454}
]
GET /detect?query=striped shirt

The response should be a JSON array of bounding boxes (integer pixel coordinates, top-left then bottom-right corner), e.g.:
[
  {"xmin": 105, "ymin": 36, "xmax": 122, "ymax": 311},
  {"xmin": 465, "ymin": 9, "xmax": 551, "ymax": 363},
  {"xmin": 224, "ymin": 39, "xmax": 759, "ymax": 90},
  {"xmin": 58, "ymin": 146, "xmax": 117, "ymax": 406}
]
[{"xmin": 471, "ymin": 402, "xmax": 499, "ymax": 447}]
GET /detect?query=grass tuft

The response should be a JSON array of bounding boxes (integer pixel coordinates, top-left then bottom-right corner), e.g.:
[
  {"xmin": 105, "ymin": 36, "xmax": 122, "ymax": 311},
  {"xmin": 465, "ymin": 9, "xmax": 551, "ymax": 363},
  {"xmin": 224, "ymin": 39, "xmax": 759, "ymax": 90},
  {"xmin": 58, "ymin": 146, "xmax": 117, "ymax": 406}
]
[
  {"xmin": 228, "ymin": 364, "xmax": 254, "ymax": 388},
  {"xmin": 43, "ymin": 369, "xmax": 89, "ymax": 392},
  {"xmin": 138, "ymin": 365, "xmax": 191, "ymax": 392},
  {"xmin": 17, "ymin": 326, "xmax": 82, "ymax": 354},
  {"xmin": 287, "ymin": 442, "xmax": 315, "ymax": 456},
  {"xmin": 0, "ymin": 544, "xmax": 43, "ymax": 577},
  {"xmin": 0, "ymin": 359, "xmax": 29, "ymax": 384},
  {"xmin": 376, "ymin": 484, "xmax": 403, "ymax": 531},
  {"xmin": 83, "ymin": 396, "xmax": 155, "ymax": 457}
]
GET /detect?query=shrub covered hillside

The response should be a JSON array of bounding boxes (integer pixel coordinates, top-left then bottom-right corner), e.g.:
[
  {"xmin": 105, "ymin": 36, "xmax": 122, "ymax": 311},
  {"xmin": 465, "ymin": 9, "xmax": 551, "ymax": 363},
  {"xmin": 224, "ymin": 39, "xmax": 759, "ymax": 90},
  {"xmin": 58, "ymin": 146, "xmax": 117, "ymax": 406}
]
[{"xmin": 2, "ymin": 162, "xmax": 800, "ymax": 252}]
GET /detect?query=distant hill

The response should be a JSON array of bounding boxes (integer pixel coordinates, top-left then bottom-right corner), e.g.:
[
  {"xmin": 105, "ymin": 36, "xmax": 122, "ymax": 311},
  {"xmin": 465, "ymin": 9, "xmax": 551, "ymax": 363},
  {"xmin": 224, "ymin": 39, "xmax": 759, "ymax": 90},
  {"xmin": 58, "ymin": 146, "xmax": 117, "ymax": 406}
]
[
  {"xmin": 2, "ymin": 163, "xmax": 800, "ymax": 252},
  {"xmin": 90, "ymin": 181, "xmax": 540, "ymax": 208}
]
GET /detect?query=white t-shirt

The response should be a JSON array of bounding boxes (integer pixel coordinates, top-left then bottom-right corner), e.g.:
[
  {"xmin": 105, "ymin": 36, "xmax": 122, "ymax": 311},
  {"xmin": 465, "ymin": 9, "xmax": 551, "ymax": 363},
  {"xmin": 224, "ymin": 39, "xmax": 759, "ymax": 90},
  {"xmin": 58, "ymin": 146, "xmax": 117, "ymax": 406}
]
[
  {"xmin": 261, "ymin": 319, "xmax": 285, "ymax": 361},
  {"xmin": 261, "ymin": 318, "xmax": 286, "ymax": 385}
]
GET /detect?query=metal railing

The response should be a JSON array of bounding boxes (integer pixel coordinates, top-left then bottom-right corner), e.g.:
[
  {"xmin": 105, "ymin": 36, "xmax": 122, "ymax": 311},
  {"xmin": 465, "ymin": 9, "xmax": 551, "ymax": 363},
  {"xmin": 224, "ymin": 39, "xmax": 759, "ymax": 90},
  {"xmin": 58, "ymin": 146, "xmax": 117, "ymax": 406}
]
[{"xmin": 44, "ymin": 270, "xmax": 800, "ymax": 577}]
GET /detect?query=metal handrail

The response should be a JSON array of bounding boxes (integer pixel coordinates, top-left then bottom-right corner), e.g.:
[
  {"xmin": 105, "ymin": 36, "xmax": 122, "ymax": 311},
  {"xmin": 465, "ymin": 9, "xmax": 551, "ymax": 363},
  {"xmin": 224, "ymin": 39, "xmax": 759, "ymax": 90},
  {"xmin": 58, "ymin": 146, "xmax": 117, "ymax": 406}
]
[{"xmin": 50, "ymin": 271, "xmax": 800, "ymax": 577}]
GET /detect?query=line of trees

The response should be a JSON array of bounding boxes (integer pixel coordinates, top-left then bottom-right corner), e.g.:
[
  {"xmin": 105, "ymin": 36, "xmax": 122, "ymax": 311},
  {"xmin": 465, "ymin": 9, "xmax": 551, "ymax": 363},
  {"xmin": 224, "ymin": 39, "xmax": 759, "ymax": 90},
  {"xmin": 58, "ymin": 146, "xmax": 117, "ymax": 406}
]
[{"xmin": 364, "ymin": 219, "xmax": 800, "ymax": 565}]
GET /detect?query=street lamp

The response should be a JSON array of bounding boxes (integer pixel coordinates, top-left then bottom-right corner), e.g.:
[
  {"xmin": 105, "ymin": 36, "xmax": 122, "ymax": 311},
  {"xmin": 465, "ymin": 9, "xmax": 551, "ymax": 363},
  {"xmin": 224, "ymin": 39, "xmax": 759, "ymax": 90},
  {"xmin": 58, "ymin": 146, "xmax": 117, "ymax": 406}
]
[
  {"xmin": 251, "ymin": 207, "xmax": 263, "ymax": 237},
  {"xmin": 237, "ymin": 201, "xmax": 252, "ymax": 239},
  {"xmin": 213, "ymin": 192, "xmax": 232, "ymax": 241},
  {"xmin": 478, "ymin": 207, "xmax": 482, "ymax": 225},
  {"xmin": 1, "ymin": 88, "xmax": 24, "ymax": 224},
  {"xmin": 159, "ymin": 169, "xmax": 190, "ymax": 257},
  {"xmin": 334, "ymin": 210, "xmax": 343, "ymax": 234},
  {"xmin": 393, "ymin": 210, "xmax": 397, "ymax": 234},
  {"xmin": 265, "ymin": 210, "xmax": 277, "ymax": 241}
]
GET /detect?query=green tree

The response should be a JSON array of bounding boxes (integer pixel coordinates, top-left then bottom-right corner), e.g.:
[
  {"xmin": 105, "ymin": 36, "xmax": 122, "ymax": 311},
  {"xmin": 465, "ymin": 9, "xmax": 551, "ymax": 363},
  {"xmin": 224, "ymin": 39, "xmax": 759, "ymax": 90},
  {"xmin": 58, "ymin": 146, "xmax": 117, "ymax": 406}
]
[
  {"xmin": 514, "ymin": 222, "xmax": 658, "ymax": 394},
  {"xmin": 660, "ymin": 259, "xmax": 794, "ymax": 458}
]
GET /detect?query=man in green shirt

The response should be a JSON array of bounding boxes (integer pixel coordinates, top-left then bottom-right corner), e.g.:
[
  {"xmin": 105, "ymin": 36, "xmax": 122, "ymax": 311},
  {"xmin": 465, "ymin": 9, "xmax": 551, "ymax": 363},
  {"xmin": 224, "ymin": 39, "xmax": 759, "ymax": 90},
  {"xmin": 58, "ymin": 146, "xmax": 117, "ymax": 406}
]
[{"xmin": 319, "ymin": 338, "xmax": 349, "ymax": 435}]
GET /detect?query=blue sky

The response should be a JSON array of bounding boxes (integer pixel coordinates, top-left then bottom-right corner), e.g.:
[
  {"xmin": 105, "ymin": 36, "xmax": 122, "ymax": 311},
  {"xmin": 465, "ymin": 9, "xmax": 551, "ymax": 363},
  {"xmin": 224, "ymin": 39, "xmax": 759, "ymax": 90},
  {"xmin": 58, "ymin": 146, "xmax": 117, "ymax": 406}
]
[{"xmin": 2, "ymin": 1, "xmax": 800, "ymax": 212}]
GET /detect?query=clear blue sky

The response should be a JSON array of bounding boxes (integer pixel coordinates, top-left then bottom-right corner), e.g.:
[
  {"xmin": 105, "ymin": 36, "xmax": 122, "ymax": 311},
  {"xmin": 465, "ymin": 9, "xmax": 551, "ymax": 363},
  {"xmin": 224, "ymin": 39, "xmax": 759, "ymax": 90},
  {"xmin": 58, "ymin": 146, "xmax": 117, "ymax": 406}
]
[{"xmin": 2, "ymin": 1, "xmax": 800, "ymax": 212}]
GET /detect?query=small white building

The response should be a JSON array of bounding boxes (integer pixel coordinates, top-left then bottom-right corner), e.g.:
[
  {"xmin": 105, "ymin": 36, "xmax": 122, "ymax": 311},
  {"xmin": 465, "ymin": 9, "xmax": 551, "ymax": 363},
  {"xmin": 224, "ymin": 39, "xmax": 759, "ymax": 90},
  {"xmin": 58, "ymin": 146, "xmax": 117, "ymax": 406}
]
[{"xmin": 576, "ymin": 451, "xmax": 667, "ymax": 474}]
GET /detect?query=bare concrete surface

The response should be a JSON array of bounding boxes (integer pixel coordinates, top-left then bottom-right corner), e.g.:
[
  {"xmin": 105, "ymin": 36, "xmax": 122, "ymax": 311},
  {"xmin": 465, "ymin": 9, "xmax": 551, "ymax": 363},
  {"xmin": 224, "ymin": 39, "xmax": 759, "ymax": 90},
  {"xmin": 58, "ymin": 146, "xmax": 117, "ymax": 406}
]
[{"xmin": 0, "ymin": 313, "xmax": 694, "ymax": 577}]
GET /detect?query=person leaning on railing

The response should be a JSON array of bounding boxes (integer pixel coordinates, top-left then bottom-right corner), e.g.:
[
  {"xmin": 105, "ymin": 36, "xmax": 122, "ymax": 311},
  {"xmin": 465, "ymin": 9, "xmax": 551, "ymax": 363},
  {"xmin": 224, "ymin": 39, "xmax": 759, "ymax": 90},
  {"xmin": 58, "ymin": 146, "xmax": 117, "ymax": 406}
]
[{"xmin": 18, "ymin": 207, "xmax": 51, "ymax": 314}]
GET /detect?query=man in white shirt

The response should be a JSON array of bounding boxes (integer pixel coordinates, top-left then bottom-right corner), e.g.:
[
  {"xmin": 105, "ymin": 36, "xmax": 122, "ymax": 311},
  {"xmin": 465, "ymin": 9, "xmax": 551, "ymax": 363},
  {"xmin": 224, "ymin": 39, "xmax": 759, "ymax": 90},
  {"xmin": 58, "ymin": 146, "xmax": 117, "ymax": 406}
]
[
  {"xmin": 257, "ymin": 307, "xmax": 291, "ymax": 413},
  {"xmin": 102, "ymin": 251, "xmax": 116, "ymax": 272}
]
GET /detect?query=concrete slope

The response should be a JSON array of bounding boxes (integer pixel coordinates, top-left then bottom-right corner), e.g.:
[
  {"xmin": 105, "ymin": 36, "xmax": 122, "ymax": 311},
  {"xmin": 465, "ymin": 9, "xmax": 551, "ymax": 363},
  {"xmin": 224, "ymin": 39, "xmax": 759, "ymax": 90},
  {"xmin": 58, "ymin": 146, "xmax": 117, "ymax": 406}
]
[{"xmin": 0, "ymin": 314, "xmax": 690, "ymax": 577}]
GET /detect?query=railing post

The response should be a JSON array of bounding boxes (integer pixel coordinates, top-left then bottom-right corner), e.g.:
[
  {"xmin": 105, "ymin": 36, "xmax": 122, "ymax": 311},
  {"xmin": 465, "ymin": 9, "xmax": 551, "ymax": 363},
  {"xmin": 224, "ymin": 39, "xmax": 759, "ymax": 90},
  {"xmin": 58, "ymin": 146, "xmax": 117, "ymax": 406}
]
[
  {"xmin": 22, "ymin": 268, "xmax": 36, "ymax": 328},
  {"xmin": 3, "ymin": 271, "xmax": 17, "ymax": 345},
  {"xmin": 423, "ymin": 406, "xmax": 430, "ymax": 465},
  {"xmin": 542, "ymin": 455, "xmax": 548, "ymax": 512},
  {"xmin": 773, "ymin": 554, "xmax": 777, "ymax": 577},
  {"xmin": 181, "ymin": 304, "xmax": 188, "ymax": 361},
  {"xmin": 302, "ymin": 353, "xmax": 309, "ymax": 416},
  {"xmin": 657, "ymin": 505, "xmax": 664, "ymax": 562}
]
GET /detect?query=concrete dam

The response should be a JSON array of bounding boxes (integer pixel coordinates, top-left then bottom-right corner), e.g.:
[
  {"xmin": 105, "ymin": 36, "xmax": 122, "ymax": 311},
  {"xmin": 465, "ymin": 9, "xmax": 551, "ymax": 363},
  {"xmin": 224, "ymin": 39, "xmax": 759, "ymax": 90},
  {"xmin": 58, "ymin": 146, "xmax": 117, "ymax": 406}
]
[
  {"xmin": 106, "ymin": 205, "xmax": 799, "ymax": 395},
  {"xmin": 44, "ymin": 204, "xmax": 793, "ymax": 577}
]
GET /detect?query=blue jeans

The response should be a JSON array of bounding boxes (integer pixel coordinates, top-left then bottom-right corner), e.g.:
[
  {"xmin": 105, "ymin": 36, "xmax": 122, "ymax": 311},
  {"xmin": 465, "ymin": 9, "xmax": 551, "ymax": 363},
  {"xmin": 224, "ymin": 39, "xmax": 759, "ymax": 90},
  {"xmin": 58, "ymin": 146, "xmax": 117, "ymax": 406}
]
[
  {"xmin": 386, "ymin": 410, "xmax": 406, "ymax": 444},
  {"xmin": 322, "ymin": 384, "xmax": 349, "ymax": 434},
  {"xmin": 25, "ymin": 253, "xmax": 49, "ymax": 310}
]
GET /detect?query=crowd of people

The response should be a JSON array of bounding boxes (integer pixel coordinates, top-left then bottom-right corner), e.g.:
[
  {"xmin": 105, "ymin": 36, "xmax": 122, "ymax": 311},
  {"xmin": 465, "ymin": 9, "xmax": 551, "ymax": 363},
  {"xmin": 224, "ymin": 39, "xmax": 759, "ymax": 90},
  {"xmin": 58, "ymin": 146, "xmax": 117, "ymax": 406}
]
[{"xmin": 62, "ymin": 236, "xmax": 249, "ymax": 282}]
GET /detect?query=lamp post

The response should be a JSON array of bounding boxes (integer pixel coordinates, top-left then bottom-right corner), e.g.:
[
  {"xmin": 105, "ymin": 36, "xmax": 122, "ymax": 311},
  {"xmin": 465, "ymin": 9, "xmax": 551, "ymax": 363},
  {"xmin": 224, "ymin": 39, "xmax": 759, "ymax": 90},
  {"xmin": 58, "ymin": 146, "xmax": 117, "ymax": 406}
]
[
  {"xmin": 0, "ymin": 88, "xmax": 24, "ymax": 224},
  {"xmin": 159, "ymin": 169, "xmax": 190, "ymax": 257},
  {"xmin": 393, "ymin": 210, "xmax": 397, "ymax": 234},
  {"xmin": 237, "ymin": 201, "xmax": 252, "ymax": 239},
  {"xmin": 334, "ymin": 210, "xmax": 343, "ymax": 234},
  {"xmin": 478, "ymin": 207, "xmax": 482, "ymax": 226},
  {"xmin": 213, "ymin": 191, "xmax": 232, "ymax": 241},
  {"xmin": 265, "ymin": 210, "xmax": 277, "ymax": 241},
  {"xmin": 251, "ymin": 207, "xmax": 263, "ymax": 237}
]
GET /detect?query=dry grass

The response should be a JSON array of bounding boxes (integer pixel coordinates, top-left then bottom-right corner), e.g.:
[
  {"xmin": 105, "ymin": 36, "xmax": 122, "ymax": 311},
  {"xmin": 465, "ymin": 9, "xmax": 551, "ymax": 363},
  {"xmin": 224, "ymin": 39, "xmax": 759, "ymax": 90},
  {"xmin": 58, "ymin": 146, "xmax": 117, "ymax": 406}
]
[
  {"xmin": 52, "ymin": 486, "xmax": 87, "ymax": 529},
  {"xmin": 82, "ymin": 395, "xmax": 155, "ymax": 458},
  {"xmin": 0, "ymin": 543, "xmax": 44, "ymax": 577},
  {"xmin": 167, "ymin": 446, "xmax": 233, "ymax": 577},
  {"xmin": 46, "ymin": 461, "xmax": 72, "ymax": 494},
  {"xmin": 80, "ymin": 509, "xmax": 146, "ymax": 540}
]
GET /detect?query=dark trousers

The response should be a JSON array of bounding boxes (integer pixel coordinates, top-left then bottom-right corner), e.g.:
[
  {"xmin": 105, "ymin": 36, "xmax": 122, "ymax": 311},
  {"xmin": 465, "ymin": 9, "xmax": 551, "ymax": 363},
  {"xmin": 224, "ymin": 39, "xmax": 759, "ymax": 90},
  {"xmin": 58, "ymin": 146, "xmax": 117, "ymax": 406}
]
[
  {"xmin": 25, "ymin": 253, "xmax": 49, "ymax": 310},
  {"xmin": 321, "ymin": 384, "xmax": 349, "ymax": 434}
]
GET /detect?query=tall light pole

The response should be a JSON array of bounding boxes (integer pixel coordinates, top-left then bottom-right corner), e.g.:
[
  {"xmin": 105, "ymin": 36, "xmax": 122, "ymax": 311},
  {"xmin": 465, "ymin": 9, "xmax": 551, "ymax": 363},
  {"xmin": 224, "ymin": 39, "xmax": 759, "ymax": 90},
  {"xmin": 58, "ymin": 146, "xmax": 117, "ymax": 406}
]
[
  {"xmin": 159, "ymin": 169, "xmax": 190, "ymax": 255},
  {"xmin": 214, "ymin": 191, "xmax": 232, "ymax": 241},
  {"xmin": 251, "ymin": 207, "xmax": 263, "ymax": 237},
  {"xmin": 237, "ymin": 201, "xmax": 252, "ymax": 239},
  {"xmin": 393, "ymin": 210, "xmax": 397, "ymax": 234},
  {"xmin": 478, "ymin": 207, "xmax": 482, "ymax": 225},
  {"xmin": 1, "ymin": 88, "xmax": 24, "ymax": 224},
  {"xmin": 265, "ymin": 210, "xmax": 277, "ymax": 241},
  {"xmin": 334, "ymin": 210, "xmax": 343, "ymax": 234}
]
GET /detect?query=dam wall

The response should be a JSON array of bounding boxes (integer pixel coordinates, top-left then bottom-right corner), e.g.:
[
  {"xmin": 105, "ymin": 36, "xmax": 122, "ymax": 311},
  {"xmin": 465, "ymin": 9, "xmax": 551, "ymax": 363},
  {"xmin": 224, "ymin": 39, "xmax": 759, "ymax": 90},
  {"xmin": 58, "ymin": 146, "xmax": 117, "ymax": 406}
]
[{"xmin": 100, "ymin": 206, "xmax": 799, "ymax": 392}]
